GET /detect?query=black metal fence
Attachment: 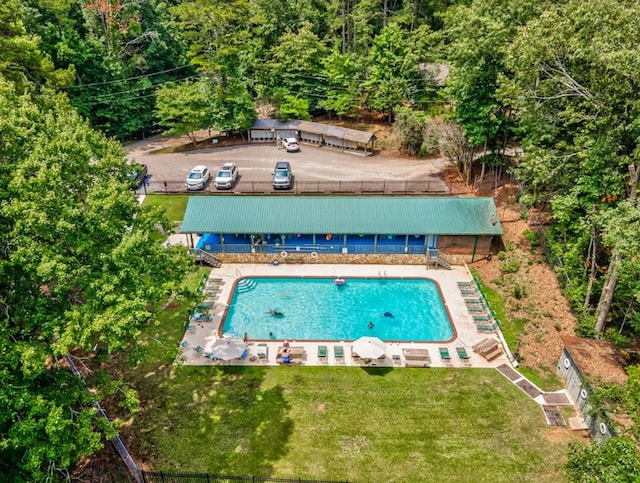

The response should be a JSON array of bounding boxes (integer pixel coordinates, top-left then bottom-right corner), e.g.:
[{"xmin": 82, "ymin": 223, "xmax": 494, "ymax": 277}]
[
  {"xmin": 141, "ymin": 472, "xmax": 349, "ymax": 483},
  {"xmin": 134, "ymin": 178, "xmax": 450, "ymax": 196}
]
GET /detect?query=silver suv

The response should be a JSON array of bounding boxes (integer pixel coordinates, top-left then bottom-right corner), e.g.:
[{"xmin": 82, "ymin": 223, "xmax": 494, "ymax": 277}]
[{"xmin": 272, "ymin": 161, "xmax": 292, "ymax": 189}]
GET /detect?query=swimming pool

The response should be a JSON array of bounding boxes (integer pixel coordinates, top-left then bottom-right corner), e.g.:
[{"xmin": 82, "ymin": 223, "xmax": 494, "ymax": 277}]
[{"xmin": 223, "ymin": 277, "xmax": 455, "ymax": 342}]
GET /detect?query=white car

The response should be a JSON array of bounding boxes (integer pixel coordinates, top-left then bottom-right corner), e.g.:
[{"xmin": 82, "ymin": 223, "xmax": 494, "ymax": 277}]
[
  {"xmin": 214, "ymin": 162, "xmax": 239, "ymax": 189},
  {"xmin": 185, "ymin": 165, "xmax": 210, "ymax": 190},
  {"xmin": 282, "ymin": 137, "xmax": 300, "ymax": 152}
]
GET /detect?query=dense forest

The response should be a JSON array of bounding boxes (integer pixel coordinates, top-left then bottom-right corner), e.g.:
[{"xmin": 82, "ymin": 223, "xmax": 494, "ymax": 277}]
[{"xmin": 2, "ymin": 0, "xmax": 640, "ymax": 480}]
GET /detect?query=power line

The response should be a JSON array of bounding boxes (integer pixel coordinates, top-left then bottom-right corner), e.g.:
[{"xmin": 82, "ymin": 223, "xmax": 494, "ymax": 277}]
[
  {"xmin": 88, "ymin": 74, "xmax": 201, "ymax": 100},
  {"xmin": 64, "ymin": 65, "xmax": 193, "ymax": 89}
]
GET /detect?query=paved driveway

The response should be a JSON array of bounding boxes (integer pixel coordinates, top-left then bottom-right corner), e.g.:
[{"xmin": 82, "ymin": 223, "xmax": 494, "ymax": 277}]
[{"xmin": 126, "ymin": 135, "xmax": 449, "ymax": 193}]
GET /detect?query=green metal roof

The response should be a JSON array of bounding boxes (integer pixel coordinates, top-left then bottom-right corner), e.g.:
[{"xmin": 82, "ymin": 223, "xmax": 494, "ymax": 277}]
[{"xmin": 180, "ymin": 196, "xmax": 503, "ymax": 236}]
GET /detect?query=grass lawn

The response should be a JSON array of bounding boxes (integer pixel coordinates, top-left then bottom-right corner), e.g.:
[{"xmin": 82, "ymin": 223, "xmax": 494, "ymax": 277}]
[
  {"xmin": 142, "ymin": 194, "xmax": 188, "ymax": 222},
  {"xmin": 115, "ymin": 271, "xmax": 579, "ymax": 482}
]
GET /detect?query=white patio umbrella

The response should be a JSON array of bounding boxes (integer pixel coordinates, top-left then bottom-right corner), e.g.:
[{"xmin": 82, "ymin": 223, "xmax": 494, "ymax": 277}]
[
  {"xmin": 208, "ymin": 337, "xmax": 247, "ymax": 361},
  {"xmin": 352, "ymin": 336, "xmax": 387, "ymax": 359}
]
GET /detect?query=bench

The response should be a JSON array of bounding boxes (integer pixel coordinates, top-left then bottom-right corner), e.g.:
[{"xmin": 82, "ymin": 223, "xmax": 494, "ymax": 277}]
[
  {"xmin": 277, "ymin": 346, "xmax": 306, "ymax": 364},
  {"xmin": 405, "ymin": 361, "xmax": 430, "ymax": 368},
  {"xmin": 403, "ymin": 349, "xmax": 430, "ymax": 361}
]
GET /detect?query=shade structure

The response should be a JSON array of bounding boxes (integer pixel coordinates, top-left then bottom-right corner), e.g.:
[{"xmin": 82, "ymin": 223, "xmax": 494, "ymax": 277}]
[
  {"xmin": 208, "ymin": 337, "xmax": 247, "ymax": 361},
  {"xmin": 352, "ymin": 336, "xmax": 387, "ymax": 359}
]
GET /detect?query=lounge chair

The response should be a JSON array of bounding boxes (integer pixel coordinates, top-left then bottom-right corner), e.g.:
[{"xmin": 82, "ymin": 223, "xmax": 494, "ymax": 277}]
[
  {"xmin": 318, "ymin": 345, "xmax": 328, "ymax": 361},
  {"xmin": 464, "ymin": 294, "xmax": 485, "ymax": 303},
  {"xmin": 257, "ymin": 343, "xmax": 268, "ymax": 360},
  {"xmin": 457, "ymin": 280, "xmax": 477, "ymax": 288},
  {"xmin": 334, "ymin": 345, "xmax": 344, "ymax": 363},
  {"xmin": 439, "ymin": 347, "xmax": 453, "ymax": 366},
  {"xmin": 180, "ymin": 340, "xmax": 189, "ymax": 348},
  {"xmin": 465, "ymin": 301, "xmax": 491, "ymax": 313},
  {"xmin": 473, "ymin": 311, "xmax": 496, "ymax": 322},
  {"xmin": 459, "ymin": 286, "xmax": 481, "ymax": 296},
  {"xmin": 456, "ymin": 347, "xmax": 472, "ymax": 366},
  {"xmin": 472, "ymin": 338, "xmax": 504, "ymax": 361},
  {"xmin": 194, "ymin": 345, "xmax": 203, "ymax": 353}
]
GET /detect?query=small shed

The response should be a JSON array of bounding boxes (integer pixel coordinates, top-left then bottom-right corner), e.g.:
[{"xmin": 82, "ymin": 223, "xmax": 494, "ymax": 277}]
[
  {"xmin": 558, "ymin": 335, "xmax": 628, "ymax": 442},
  {"xmin": 250, "ymin": 119, "xmax": 376, "ymax": 156}
]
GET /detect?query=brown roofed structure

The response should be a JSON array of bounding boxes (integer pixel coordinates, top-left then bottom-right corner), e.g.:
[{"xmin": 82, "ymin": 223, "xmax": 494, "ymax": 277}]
[{"xmin": 561, "ymin": 335, "xmax": 627, "ymax": 386}]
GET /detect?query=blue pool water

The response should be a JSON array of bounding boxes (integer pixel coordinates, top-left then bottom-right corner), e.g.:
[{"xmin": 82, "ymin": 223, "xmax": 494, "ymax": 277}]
[{"xmin": 223, "ymin": 277, "xmax": 454, "ymax": 341}]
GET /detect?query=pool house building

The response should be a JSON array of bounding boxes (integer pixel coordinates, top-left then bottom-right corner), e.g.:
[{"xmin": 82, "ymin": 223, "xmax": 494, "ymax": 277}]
[{"xmin": 180, "ymin": 196, "xmax": 502, "ymax": 264}]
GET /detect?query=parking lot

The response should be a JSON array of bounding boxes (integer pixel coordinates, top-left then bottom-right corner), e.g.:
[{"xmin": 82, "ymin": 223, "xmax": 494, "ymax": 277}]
[{"xmin": 127, "ymin": 135, "xmax": 449, "ymax": 194}]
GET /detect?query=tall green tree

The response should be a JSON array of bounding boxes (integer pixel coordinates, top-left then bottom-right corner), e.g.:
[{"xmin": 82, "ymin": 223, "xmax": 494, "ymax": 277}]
[
  {"xmin": 502, "ymin": 0, "xmax": 640, "ymax": 335},
  {"xmin": 155, "ymin": 78, "xmax": 210, "ymax": 144},
  {"xmin": 0, "ymin": 79, "xmax": 192, "ymax": 480},
  {"xmin": 363, "ymin": 23, "xmax": 428, "ymax": 122}
]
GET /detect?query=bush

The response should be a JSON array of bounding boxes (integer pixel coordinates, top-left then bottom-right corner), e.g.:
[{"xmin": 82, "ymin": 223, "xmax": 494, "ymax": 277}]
[
  {"xmin": 499, "ymin": 254, "xmax": 521, "ymax": 274},
  {"xmin": 523, "ymin": 229, "xmax": 540, "ymax": 247}
]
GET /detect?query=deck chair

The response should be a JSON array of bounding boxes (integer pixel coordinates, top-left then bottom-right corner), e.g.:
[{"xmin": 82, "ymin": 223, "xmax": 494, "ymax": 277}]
[
  {"xmin": 465, "ymin": 301, "xmax": 491, "ymax": 313},
  {"xmin": 318, "ymin": 345, "xmax": 328, "ymax": 362},
  {"xmin": 473, "ymin": 311, "xmax": 496, "ymax": 322},
  {"xmin": 257, "ymin": 343, "xmax": 268, "ymax": 360},
  {"xmin": 194, "ymin": 345, "xmax": 203, "ymax": 353},
  {"xmin": 459, "ymin": 287, "xmax": 481, "ymax": 296},
  {"xmin": 334, "ymin": 345, "xmax": 345, "ymax": 363},
  {"xmin": 439, "ymin": 347, "xmax": 453, "ymax": 366},
  {"xmin": 457, "ymin": 280, "xmax": 477, "ymax": 288},
  {"xmin": 180, "ymin": 340, "xmax": 189, "ymax": 348},
  {"xmin": 456, "ymin": 347, "xmax": 472, "ymax": 366}
]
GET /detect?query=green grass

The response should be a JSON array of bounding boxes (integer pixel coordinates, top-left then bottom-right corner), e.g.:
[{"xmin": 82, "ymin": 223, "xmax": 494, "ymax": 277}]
[
  {"xmin": 517, "ymin": 365, "xmax": 564, "ymax": 392},
  {"xmin": 142, "ymin": 194, "xmax": 189, "ymax": 222},
  {"xmin": 114, "ymin": 270, "xmax": 578, "ymax": 482}
]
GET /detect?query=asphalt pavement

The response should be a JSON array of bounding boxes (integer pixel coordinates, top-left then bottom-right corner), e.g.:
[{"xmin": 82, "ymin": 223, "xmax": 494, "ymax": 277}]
[{"xmin": 126, "ymin": 134, "xmax": 448, "ymax": 193}]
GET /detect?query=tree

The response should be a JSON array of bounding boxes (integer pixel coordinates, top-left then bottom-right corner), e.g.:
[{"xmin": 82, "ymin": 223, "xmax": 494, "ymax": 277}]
[
  {"xmin": 319, "ymin": 50, "xmax": 362, "ymax": 118},
  {"xmin": 0, "ymin": 0, "xmax": 74, "ymax": 92},
  {"xmin": 595, "ymin": 200, "xmax": 640, "ymax": 334},
  {"xmin": 502, "ymin": 0, "xmax": 640, "ymax": 336},
  {"xmin": 362, "ymin": 23, "xmax": 428, "ymax": 122},
  {"xmin": 0, "ymin": 79, "xmax": 192, "ymax": 480},
  {"xmin": 393, "ymin": 106, "xmax": 426, "ymax": 155},
  {"xmin": 436, "ymin": 119, "xmax": 475, "ymax": 183},
  {"xmin": 155, "ymin": 78, "xmax": 210, "ymax": 144},
  {"xmin": 566, "ymin": 437, "xmax": 640, "ymax": 482},
  {"xmin": 263, "ymin": 23, "xmax": 328, "ymax": 111}
]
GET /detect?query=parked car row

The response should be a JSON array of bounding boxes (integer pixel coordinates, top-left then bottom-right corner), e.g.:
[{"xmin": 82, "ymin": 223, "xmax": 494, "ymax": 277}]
[{"xmin": 185, "ymin": 161, "xmax": 293, "ymax": 190}]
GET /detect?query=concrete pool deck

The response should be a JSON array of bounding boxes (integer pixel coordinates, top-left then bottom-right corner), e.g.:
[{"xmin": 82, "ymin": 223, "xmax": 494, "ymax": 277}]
[{"xmin": 179, "ymin": 263, "xmax": 514, "ymax": 369}]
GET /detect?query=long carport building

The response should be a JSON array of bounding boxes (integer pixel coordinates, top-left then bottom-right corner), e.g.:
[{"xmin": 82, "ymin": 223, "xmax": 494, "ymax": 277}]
[
  {"xmin": 250, "ymin": 119, "xmax": 376, "ymax": 156},
  {"xmin": 180, "ymin": 196, "xmax": 502, "ymax": 264}
]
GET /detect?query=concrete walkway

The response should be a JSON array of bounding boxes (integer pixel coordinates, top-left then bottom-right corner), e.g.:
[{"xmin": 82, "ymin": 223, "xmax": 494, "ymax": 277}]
[{"xmin": 179, "ymin": 263, "xmax": 512, "ymax": 369}]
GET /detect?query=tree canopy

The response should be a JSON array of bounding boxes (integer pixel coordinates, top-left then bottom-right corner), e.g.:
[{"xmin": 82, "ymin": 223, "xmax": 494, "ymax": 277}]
[{"xmin": 0, "ymin": 78, "xmax": 192, "ymax": 480}]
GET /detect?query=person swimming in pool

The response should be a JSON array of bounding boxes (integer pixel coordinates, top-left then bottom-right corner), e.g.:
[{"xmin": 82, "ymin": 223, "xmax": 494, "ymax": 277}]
[
  {"xmin": 368, "ymin": 321, "xmax": 374, "ymax": 329},
  {"xmin": 381, "ymin": 312, "xmax": 394, "ymax": 318},
  {"xmin": 267, "ymin": 309, "xmax": 284, "ymax": 317}
]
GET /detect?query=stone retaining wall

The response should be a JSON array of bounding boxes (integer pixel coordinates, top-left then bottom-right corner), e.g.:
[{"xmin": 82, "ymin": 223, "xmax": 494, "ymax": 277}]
[{"xmin": 212, "ymin": 253, "xmax": 472, "ymax": 265}]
